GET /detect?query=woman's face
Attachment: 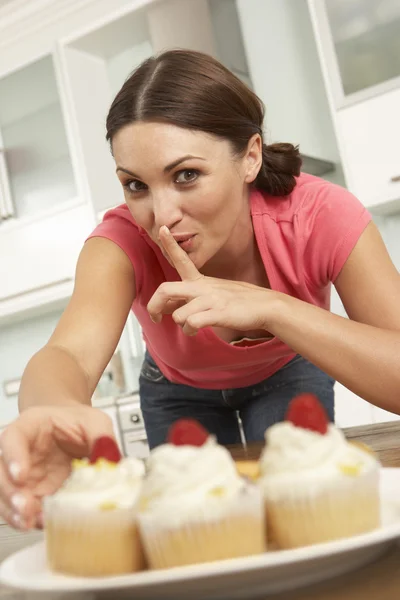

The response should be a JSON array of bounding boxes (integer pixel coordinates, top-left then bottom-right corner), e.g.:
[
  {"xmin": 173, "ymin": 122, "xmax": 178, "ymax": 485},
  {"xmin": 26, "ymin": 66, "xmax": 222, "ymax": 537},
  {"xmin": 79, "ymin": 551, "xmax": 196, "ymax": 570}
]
[{"xmin": 113, "ymin": 121, "xmax": 261, "ymax": 271}]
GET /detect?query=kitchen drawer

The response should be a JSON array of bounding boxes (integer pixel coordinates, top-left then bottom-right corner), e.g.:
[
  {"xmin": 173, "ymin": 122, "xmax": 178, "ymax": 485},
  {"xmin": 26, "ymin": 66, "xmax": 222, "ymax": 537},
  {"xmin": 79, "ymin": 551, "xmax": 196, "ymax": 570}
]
[
  {"xmin": 337, "ymin": 87, "xmax": 400, "ymax": 211},
  {"xmin": 123, "ymin": 431, "xmax": 149, "ymax": 460},
  {"xmin": 118, "ymin": 401, "xmax": 145, "ymax": 433}
]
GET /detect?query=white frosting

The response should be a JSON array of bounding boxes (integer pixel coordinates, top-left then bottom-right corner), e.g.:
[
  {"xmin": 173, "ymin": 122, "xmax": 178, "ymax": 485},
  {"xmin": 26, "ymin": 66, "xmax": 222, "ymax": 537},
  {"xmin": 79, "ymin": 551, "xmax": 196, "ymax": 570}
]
[
  {"xmin": 139, "ymin": 438, "xmax": 253, "ymax": 526},
  {"xmin": 46, "ymin": 458, "xmax": 145, "ymax": 511},
  {"xmin": 259, "ymin": 422, "xmax": 379, "ymax": 500}
]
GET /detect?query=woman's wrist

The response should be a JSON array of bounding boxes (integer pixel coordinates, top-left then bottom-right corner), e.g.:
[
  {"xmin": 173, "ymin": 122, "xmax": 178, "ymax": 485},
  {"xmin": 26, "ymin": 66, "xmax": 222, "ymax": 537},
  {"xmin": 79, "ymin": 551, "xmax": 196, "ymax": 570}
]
[{"xmin": 260, "ymin": 290, "xmax": 294, "ymax": 334}]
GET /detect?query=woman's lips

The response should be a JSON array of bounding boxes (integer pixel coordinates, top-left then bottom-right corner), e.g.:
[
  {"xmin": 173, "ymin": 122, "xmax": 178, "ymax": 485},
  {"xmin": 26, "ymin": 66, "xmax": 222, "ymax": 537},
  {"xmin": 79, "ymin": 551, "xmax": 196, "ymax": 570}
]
[
  {"xmin": 176, "ymin": 235, "xmax": 195, "ymax": 252},
  {"xmin": 171, "ymin": 233, "xmax": 196, "ymax": 252}
]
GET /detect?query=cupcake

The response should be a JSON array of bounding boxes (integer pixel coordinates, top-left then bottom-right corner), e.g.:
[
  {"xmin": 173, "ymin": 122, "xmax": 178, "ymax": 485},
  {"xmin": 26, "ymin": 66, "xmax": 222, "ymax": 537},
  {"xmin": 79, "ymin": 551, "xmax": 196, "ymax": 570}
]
[
  {"xmin": 44, "ymin": 436, "xmax": 146, "ymax": 576},
  {"xmin": 259, "ymin": 394, "xmax": 380, "ymax": 549},
  {"xmin": 138, "ymin": 419, "xmax": 266, "ymax": 569}
]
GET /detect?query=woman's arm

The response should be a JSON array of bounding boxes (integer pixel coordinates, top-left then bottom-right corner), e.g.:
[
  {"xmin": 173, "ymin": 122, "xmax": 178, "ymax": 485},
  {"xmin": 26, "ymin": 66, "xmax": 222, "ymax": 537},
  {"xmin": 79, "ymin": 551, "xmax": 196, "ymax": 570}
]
[
  {"xmin": 267, "ymin": 222, "xmax": 400, "ymax": 412},
  {"xmin": 19, "ymin": 237, "xmax": 136, "ymax": 411}
]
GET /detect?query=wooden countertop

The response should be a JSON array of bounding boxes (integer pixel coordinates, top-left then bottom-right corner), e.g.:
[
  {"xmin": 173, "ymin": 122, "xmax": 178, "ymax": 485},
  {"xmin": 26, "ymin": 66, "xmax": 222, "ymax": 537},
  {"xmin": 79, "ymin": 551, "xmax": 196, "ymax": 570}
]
[
  {"xmin": 228, "ymin": 420, "xmax": 400, "ymax": 600},
  {"xmin": 229, "ymin": 420, "xmax": 400, "ymax": 465}
]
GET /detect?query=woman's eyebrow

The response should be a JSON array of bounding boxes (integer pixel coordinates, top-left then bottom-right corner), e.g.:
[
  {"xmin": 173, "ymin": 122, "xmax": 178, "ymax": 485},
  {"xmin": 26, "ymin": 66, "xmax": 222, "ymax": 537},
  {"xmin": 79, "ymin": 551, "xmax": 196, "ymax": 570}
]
[{"xmin": 116, "ymin": 155, "xmax": 206, "ymax": 178}]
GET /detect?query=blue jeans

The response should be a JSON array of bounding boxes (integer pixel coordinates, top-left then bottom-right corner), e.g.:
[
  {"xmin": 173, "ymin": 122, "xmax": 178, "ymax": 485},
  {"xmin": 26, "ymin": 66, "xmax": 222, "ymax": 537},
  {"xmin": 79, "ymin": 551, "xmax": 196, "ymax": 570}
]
[{"xmin": 139, "ymin": 353, "xmax": 335, "ymax": 449}]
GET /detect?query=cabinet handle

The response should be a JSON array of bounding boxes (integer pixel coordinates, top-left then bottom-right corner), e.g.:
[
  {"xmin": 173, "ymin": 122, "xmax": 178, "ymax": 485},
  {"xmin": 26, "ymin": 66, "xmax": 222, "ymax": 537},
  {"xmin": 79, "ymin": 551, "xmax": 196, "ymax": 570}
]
[{"xmin": 390, "ymin": 175, "xmax": 400, "ymax": 183}]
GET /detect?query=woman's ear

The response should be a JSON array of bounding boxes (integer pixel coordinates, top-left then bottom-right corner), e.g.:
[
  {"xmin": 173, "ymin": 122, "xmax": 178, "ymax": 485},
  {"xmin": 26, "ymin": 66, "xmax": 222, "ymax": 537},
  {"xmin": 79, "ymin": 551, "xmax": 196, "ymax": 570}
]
[{"xmin": 244, "ymin": 134, "xmax": 263, "ymax": 184}]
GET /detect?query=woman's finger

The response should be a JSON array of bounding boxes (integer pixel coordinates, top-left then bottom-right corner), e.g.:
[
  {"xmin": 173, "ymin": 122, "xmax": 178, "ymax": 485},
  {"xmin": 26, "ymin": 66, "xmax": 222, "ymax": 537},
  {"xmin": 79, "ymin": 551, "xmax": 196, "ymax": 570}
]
[
  {"xmin": 0, "ymin": 424, "xmax": 31, "ymax": 486},
  {"xmin": 161, "ymin": 299, "xmax": 187, "ymax": 315},
  {"xmin": 0, "ymin": 458, "xmax": 42, "ymax": 529},
  {"xmin": 0, "ymin": 496, "xmax": 24, "ymax": 529},
  {"xmin": 147, "ymin": 281, "xmax": 200, "ymax": 322},
  {"xmin": 158, "ymin": 226, "xmax": 202, "ymax": 281},
  {"xmin": 0, "ymin": 457, "xmax": 19, "ymax": 507},
  {"xmin": 172, "ymin": 295, "xmax": 214, "ymax": 326},
  {"xmin": 182, "ymin": 309, "xmax": 222, "ymax": 335}
]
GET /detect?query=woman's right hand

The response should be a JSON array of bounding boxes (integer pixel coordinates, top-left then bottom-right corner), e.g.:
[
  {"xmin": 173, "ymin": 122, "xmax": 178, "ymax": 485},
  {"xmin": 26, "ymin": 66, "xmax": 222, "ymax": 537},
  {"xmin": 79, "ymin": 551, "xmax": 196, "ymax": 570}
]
[{"xmin": 0, "ymin": 404, "xmax": 115, "ymax": 530}]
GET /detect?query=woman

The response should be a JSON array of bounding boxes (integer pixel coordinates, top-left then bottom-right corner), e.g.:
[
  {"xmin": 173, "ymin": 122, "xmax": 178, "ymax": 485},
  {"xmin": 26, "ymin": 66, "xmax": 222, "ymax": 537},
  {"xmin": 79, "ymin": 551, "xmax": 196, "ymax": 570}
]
[{"xmin": 0, "ymin": 50, "xmax": 399, "ymax": 530}]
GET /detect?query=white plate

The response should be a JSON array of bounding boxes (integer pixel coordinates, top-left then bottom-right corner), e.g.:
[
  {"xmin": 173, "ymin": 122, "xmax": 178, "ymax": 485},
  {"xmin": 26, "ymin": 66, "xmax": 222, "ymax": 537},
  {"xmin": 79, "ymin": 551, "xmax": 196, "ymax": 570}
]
[{"xmin": 1, "ymin": 468, "xmax": 400, "ymax": 600}]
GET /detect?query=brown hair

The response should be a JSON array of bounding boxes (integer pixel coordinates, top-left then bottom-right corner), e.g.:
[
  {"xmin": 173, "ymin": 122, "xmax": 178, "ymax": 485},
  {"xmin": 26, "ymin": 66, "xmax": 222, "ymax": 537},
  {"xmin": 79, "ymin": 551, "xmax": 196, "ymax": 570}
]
[{"xmin": 106, "ymin": 49, "xmax": 301, "ymax": 196}]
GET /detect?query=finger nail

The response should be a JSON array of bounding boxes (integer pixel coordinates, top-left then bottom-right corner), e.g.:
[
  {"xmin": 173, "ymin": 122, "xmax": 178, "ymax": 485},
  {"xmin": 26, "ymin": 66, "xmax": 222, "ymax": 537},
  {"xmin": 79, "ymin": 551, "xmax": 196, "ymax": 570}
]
[
  {"xmin": 11, "ymin": 494, "xmax": 26, "ymax": 512},
  {"xmin": 9, "ymin": 462, "xmax": 21, "ymax": 482},
  {"xmin": 12, "ymin": 514, "xmax": 26, "ymax": 529}
]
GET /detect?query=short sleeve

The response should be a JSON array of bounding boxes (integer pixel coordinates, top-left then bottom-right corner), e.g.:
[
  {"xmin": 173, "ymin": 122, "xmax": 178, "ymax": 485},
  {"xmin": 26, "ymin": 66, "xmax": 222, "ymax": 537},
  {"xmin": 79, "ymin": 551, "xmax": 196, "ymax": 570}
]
[
  {"xmin": 86, "ymin": 204, "xmax": 151, "ymax": 296},
  {"xmin": 302, "ymin": 182, "xmax": 372, "ymax": 287}
]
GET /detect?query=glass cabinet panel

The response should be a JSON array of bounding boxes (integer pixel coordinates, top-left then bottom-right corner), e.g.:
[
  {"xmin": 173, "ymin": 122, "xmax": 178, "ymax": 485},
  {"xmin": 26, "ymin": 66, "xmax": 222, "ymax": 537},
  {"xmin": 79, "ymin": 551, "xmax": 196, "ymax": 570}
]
[
  {"xmin": 324, "ymin": 0, "xmax": 400, "ymax": 96},
  {"xmin": 0, "ymin": 56, "xmax": 76, "ymax": 218}
]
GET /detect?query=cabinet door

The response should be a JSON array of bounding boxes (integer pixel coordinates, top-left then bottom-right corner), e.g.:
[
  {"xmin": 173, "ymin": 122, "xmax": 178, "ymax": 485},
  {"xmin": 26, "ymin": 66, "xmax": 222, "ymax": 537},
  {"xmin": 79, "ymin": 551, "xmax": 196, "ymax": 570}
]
[
  {"xmin": 326, "ymin": 0, "xmax": 400, "ymax": 96},
  {"xmin": 309, "ymin": 0, "xmax": 400, "ymax": 107},
  {"xmin": 336, "ymin": 88, "xmax": 400, "ymax": 210},
  {"xmin": 0, "ymin": 55, "xmax": 77, "ymax": 219},
  {"xmin": 0, "ymin": 202, "xmax": 94, "ymax": 302}
]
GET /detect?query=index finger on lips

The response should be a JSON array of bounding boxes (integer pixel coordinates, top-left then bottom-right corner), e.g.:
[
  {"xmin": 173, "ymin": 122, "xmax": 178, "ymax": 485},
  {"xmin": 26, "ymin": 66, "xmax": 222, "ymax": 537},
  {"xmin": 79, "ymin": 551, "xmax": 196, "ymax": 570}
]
[{"xmin": 159, "ymin": 226, "xmax": 201, "ymax": 281}]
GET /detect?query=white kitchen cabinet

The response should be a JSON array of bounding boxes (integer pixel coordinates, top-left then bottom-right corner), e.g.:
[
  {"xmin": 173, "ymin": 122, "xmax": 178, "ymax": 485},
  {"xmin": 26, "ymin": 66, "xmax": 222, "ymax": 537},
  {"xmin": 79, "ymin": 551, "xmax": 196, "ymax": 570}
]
[
  {"xmin": 336, "ymin": 87, "xmax": 400, "ymax": 212},
  {"xmin": 308, "ymin": 0, "xmax": 400, "ymax": 211},
  {"xmin": 308, "ymin": 0, "xmax": 400, "ymax": 108},
  {"xmin": 0, "ymin": 55, "xmax": 77, "ymax": 220},
  {"xmin": 0, "ymin": 202, "xmax": 94, "ymax": 304},
  {"xmin": 57, "ymin": 0, "xmax": 240, "ymax": 218},
  {"xmin": 324, "ymin": 0, "xmax": 400, "ymax": 98},
  {"xmin": 0, "ymin": 50, "xmax": 95, "ymax": 310},
  {"xmin": 237, "ymin": 0, "xmax": 344, "ymax": 185},
  {"xmin": 57, "ymin": 6, "xmax": 154, "ymax": 218}
]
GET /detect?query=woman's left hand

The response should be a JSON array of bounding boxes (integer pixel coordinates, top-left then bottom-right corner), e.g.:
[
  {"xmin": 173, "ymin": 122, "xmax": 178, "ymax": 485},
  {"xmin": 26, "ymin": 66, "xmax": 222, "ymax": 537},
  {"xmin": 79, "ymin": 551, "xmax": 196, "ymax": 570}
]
[{"xmin": 147, "ymin": 227, "xmax": 278, "ymax": 335}]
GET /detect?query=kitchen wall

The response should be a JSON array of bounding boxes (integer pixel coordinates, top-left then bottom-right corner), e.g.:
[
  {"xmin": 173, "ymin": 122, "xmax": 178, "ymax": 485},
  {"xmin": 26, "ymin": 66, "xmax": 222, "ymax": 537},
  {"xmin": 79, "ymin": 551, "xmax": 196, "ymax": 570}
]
[{"xmin": 0, "ymin": 309, "xmax": 62, "ymax": 424}]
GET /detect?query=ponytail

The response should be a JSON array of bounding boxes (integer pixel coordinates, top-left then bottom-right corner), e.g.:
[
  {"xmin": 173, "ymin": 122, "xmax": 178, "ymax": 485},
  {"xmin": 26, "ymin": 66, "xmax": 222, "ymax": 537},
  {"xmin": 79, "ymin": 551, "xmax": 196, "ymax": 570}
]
[{"xmin": 255, "ymin": 143, "xmax": 302, "ymax": 196}]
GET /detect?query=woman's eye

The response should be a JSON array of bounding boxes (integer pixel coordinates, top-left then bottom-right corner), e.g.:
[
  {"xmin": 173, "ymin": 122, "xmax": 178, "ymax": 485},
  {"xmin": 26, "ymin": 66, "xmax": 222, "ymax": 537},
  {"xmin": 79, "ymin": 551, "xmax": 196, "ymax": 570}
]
[
  {"xmin": 125, "ymin": 180, "xmax": 147, "ymax": 193},
  {"xmin": 175, "ymin": 169, "xmax": 199, "ymax": 184}
]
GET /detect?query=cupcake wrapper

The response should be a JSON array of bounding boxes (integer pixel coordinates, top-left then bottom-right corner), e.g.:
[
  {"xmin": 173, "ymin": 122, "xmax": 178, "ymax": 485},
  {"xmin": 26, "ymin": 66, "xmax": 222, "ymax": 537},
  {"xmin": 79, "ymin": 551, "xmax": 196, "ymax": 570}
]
[
  {"xmin": 44, "ymin": 500, "xmax": 145, "ymax": 576},
  {"xmin": 138, "ymin": 485, "xmax": 266, "ymax": 569},
  {"xmin": 262, "ymin": 469, "xmax": 380, "ymax": 549}
]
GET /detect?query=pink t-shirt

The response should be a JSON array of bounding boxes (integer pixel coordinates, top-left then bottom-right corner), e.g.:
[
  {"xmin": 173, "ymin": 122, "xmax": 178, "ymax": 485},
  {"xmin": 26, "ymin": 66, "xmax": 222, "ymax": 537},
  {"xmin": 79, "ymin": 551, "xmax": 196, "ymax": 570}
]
[{"xmin": 88, "ymin": 173, "xmax": 371, "ymax": 389}]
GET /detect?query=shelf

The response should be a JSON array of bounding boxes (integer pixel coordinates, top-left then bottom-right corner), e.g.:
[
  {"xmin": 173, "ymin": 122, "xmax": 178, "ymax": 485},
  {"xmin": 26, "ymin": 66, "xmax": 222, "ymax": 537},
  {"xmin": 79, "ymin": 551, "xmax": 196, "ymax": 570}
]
[
  {"xmin": 67, "ymin": 5, "xmax": 153, "ymax": 97},
  {"xmin": 367, "ymin": 196, "xmax": 400, "ymax": 217},
  {"xmin": 0, "ymin": 278, "xmax": 73, "ymax": 328},
  {"xmin": 301, "ymin": 154, "xmax": 336, "ymax": 178}
]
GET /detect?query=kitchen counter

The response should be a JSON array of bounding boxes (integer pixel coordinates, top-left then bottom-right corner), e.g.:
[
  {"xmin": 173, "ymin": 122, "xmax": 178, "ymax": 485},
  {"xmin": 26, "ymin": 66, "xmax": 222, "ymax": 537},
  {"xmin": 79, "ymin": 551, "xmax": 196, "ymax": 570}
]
[{"xmin": 1, "ymin": 421, "xmax": 400, "ymax": 599}]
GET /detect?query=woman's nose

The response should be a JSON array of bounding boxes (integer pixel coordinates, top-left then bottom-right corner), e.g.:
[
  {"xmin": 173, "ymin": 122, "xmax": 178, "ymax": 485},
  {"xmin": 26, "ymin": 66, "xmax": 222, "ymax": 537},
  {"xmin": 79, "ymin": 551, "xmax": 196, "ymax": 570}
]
[{"xmin": 152, "ymin": 193, "xmax": 183, "ymax": 231}]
